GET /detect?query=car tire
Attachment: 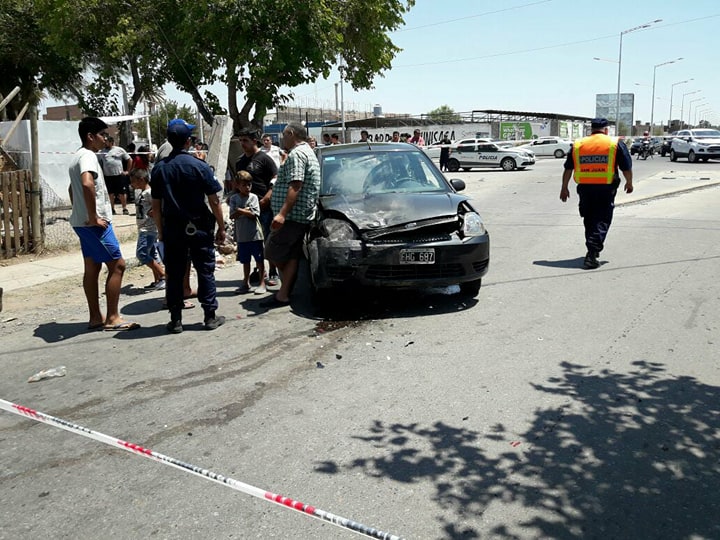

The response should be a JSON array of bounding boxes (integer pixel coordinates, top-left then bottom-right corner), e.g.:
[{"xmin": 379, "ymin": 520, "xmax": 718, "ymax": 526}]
[
  {"xmin": 501, "ymin": 157, "xmax": 516, "ymax": 171},
  {"xmin": 688, "ymin": 150, "xmax": 697, "ymax": 163},
  {"xmin": 670, "ymin": 149, "xmax": 677, "ymax": 162},
  {"xmin": 459, "ymin": 279, "xmax": 482, "ymax": 297},
  {"xmin": 312, "ymin": 286, "xmax": 333, "ymax": 311},
  {"xmin": 701, "ymin": 157, "xmax": 709, "ymax": 162},
  {"xmin": 554, "ymin": 149, "xmax": 565, "ymax": 158},
  {"xmin": 447, "ymin": 159, "xmax": 460, "ymax": 172}
]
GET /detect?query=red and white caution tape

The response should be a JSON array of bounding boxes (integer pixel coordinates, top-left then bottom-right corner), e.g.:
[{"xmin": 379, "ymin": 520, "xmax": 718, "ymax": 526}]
[{"xmin": 0, "ymin": 398, "xmax": 404, "ymax": 540}]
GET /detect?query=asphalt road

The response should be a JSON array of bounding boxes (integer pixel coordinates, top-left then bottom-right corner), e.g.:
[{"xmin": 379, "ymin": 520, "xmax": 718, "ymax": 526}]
[{"xmin": 1, "ymin": 155, "xmax": 719, "ymax": 539}]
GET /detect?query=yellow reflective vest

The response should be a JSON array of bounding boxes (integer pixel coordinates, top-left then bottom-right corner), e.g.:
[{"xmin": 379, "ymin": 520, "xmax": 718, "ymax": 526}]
[{"xmin": 572, "ymin": 133, "xmax": 618, "ymax": 184}]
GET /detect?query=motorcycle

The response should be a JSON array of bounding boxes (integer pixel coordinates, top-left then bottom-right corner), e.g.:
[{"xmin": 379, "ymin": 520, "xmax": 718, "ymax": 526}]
[{"xmin": 639, "ymin": 138, "xmax": 654, "ymax": 160}]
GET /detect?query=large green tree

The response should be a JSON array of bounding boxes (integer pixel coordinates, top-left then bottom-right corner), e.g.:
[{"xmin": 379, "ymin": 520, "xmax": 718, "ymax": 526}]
[
  {"xmin": 0, "ymin": 0, "xmax": 83, "ymax": 119},
  {"xmin": 426, "ymin": 105, "xmax": 461, "ymax": 124},
  {"xmin": 159, "ymin": 0, "xmax": 415, "ymax": 131},
  {"xmin": 5, "ymin": 0, "xmax": 414, "ymax": 138}
]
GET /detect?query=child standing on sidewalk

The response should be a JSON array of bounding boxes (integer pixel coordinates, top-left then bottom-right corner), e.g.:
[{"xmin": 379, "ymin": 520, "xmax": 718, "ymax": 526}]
[
  {"xmin": 229, "ymin": 170, "xmax": 266, "ymax": 295},
  {"xmin": 130, "ymin": 169, "xmax": 165, "ymax": 290}
]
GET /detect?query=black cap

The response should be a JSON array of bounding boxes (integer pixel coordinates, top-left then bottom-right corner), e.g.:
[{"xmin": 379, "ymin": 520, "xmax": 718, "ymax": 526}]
[{"xmin": 591, "ymin": 118, "xmax": 609, "ymax": 129}]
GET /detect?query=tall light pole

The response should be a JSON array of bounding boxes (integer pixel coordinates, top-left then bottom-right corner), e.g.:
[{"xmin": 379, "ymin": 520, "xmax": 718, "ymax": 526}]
[
  {"xmin": 668, "ymin": 79, "xmax": 692, "ymax": 130},
  {"xmin": 680, "ymin": 90, "xmax": 701, "ymax": 129},
  {"xmin": 696, "ymin": 107, "xmax": 711, "ymax": 126},
  {"xmin": 688, "ymin": 97, "xmax": 705, "ymax": 127},
  {"xmin": 615, "ymin": 19, "xmax": 662, "ymax": 135},
  {"xmin": 650, "ymin": 57, "xmax": 682, "ymax": 132},
  {"xmin": 338, "ymin": 56, "xmax": 346, "ymax": 143}
]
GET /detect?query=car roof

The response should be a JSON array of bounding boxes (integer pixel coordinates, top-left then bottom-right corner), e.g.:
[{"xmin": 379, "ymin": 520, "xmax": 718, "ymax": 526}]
[{"xmin": 315, "ymin": 142, "xmax": 416, "ymax": 157}]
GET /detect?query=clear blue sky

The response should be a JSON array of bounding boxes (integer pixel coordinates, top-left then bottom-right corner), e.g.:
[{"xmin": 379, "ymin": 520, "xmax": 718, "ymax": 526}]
[
  {"xmin": 283, "ymin": 0, "xmax": 720, "ymax": 126},
  {"xmin": 43, "ymin": 0, "xmax": 719, "ymax": 126}
]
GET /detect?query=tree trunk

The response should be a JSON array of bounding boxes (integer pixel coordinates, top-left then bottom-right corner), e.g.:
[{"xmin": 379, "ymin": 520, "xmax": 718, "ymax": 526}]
[{"xmin": 227, "ymin": 62, "xmax": 241, "ymax": 134}]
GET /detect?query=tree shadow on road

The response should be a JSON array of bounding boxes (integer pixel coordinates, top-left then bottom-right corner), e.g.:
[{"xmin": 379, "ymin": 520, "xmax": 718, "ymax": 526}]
[{"xmin": 315, "ymin": 361, "xmax": 720, "ymax": 539}]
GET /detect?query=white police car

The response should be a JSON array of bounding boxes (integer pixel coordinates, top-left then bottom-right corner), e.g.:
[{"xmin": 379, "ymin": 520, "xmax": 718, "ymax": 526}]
[{"xmin": 447, "ymin": 140, "xmax": 535, "ymax": 171}]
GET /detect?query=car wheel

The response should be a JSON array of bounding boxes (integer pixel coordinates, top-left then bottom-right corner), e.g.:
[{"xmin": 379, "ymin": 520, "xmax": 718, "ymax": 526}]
[
  {"xmin": 501, "ymin": 157, "xmax": 516, "ymax": 171},
  {"xmin": 688, "ymin": 150, "xmax": 697, "ymax": 163},
  {"xmin": 312, "ymin": 286, "xmax": 334, "ymax": 311},
  {"xmin": 554, "ymin": 149, "xmax": 565, "ymax": 158},
  {"xmin": 446, "ymin": 158, "xmax": 460, "ymax": 172},
  {"xmin": 701, "ymin": 157, "xmax": 709, "ymax": 162},
  {"xmin": 670, "ymin": 149, "xmax": 677, "ymax": 162},
  {"xmin": 459, "ymin": 279, "xmax": 482, "ymax": 297}
]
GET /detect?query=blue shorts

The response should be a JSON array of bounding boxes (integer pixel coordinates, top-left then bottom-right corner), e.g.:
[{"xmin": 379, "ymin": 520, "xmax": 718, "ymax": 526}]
[
  {"xmin": 136, "ymin": 231, "xmax": 159, "ymax": 265},
  {"xmin": 236, "ymin": 240, "xmax": 264, "ymax": 264},
  {"xmin": 74, "ymin": 223, "xmax": 122, "ymax": 264}
]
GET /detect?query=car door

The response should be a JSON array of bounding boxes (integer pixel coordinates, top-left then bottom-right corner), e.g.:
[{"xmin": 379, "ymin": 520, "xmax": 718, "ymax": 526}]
[
  {"xmin": 673, "ymin": 130, "xmax": 691, "ymax": 156},
  {"xmin": 476, "ymin": 143, "xmax": 502, "ymax": 167},
  {"xmin": 537, "ymin": 139, "xmax": 556, "ymax": 156},
  {"xmin": 455, "ymin": 141, "xmax": 479, "ymax": 168}
]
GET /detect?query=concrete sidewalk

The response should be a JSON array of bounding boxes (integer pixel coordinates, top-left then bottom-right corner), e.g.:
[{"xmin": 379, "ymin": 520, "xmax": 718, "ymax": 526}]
[{"xmin": 1, "ymin": 171, "xmax": 719, "ymax": 294}]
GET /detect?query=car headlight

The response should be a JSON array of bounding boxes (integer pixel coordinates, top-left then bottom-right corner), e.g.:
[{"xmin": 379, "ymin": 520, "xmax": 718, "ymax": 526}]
[
  {"xmin": 320, "ymin": 218, "xmax": 358, "ymax": 240},
  {"xmin": 462, "ymin": 212, "xmax": 486, "ymax": 236}
]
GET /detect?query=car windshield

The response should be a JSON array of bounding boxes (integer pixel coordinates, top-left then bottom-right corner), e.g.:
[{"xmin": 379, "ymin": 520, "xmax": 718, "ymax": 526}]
[
  {"xmin": 320, "ymin": 150, "xmax": 449, "ymax": 196},
  {"xmin": 691, "ymin": 129, "xmax": 720, "ymax": 138}
]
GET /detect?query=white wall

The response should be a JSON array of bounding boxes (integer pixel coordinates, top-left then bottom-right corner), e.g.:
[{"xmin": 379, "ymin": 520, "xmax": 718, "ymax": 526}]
[{"xmin": 1, "ymin": 120, "xmax": 80, "ymax": 208}]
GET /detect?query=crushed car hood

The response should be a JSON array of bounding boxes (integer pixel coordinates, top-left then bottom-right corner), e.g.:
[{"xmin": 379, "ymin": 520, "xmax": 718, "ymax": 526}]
[{"xmin": 320, "ymin": 192, "xmax": 467, "ymax": 230}]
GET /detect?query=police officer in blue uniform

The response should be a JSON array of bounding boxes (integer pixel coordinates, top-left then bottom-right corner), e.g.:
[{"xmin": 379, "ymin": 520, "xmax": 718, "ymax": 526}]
[
  {"xmin": 560, "ymin": 118, "xmax": 633, "ymax": 269},
  {"xmin": 151, "ymin": 119, "xmax": 226, "ymax": 333}
]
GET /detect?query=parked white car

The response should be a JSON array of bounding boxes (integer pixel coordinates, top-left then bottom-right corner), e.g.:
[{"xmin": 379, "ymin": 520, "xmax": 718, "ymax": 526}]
[
  {"xmin": 516, "ymin": 137, "xmax": 572, "ymax": 158},
  {"xmin": 669, "ymin": 129, "xmax": 720, "ymax": 162},
  {"xmin": 447, "ymin": 140, "xmax": 535, "ymax": 171}
]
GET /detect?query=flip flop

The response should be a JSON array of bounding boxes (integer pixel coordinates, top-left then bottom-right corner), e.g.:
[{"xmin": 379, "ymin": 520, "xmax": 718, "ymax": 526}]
[
  {"xmin": 87, "ymin": 323, "xmax": 105, "ymax": 331},
  {"xmin": 103, "ymin": 321, "xmax": 141, "ymax": 332}
]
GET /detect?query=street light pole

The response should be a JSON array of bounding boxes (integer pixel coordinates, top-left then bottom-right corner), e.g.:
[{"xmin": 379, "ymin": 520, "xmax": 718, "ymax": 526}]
[
  {"xmin": 688, "ymin": 98, "xmax": 706, "ymax": 128},
  {"xmin": 680, "ymin": 90, "xmax": 700, "ymax": 129},
  {"xmin": 696, "ymin": 107, "xmax": 711, "ymax": 125},
  {"xmin": 615, "ymin": 19, "xmax": 662, "ymax": 136},
  {"xmin": 668, "ymin": 79, "xmax": 692, "ymax": 130},
  {"xmin": 650, "ymin": 58, "xmax": 682, "ymax": 132}
]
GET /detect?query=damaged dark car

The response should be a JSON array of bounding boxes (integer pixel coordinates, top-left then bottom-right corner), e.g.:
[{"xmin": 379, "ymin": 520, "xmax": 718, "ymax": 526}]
[{"xmin": 306, "ymin": 143, "xmax": 490, "ymax": 300}]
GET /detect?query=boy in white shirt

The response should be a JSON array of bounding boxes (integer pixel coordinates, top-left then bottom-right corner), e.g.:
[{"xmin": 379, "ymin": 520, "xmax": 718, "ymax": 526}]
[{"xmin": 68, "ymin": 117, "xmax": 139, "ymax": 331}]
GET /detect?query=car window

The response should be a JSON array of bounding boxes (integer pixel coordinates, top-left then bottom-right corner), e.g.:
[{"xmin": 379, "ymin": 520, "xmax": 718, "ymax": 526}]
[
  {"xmin": 691, "ymin": 129, "xmax": 720, "ymax": 138},
  {"xmin": 321, "ymin": 150, "xmax": 448, "ymax": 196},
  {"xmin": 457, "ymin": 144, "xmax": 476, "ymax": 153}
]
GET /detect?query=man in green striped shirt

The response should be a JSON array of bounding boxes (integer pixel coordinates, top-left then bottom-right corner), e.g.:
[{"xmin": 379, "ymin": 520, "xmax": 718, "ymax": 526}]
[{"xmin": 262, "ymin": 122, "xmax": 321, "ymax": 308}]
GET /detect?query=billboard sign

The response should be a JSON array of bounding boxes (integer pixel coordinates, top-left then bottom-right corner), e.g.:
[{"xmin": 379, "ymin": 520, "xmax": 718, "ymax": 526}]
[{"xmin": 595, "ymin": 93, "xmax": 634, "ymax": 134}]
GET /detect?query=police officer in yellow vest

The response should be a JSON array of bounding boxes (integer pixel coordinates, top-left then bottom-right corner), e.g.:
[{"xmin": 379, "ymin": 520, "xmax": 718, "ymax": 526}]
[{"xmin": 560, "ymin": 118, "xmax": 633, "ymax": 269}]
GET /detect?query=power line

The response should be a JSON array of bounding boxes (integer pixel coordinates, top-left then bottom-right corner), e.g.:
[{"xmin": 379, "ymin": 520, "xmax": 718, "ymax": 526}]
[{"xmin": 397, "ymin": 0, "xmax": 553, "ymax": 32}]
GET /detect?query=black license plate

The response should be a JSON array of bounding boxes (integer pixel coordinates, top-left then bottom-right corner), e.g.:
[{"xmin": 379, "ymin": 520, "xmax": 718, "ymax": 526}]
[{"xmin": 399, "ymin": 249, "xmax": 435, "ymax": 264}]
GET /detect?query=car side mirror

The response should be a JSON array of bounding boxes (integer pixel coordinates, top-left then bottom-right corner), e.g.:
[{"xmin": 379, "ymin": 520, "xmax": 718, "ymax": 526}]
[
  {"xmin": 450, "ymin": 178, "xmax": 466, "ymax": 192},
  {"xmin": 686, "ymin": 137, "xmax": 692, "ymax": 142}
]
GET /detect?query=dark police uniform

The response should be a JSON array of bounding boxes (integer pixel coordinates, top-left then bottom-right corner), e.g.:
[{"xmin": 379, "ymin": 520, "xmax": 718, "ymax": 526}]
[
  {"xmin": 151, "ymin": 150, "xmax": 223, "ymax": 322},
  {"xmin": 563, "ymin": 132, "xmax": 632, "ymax": 260}
]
